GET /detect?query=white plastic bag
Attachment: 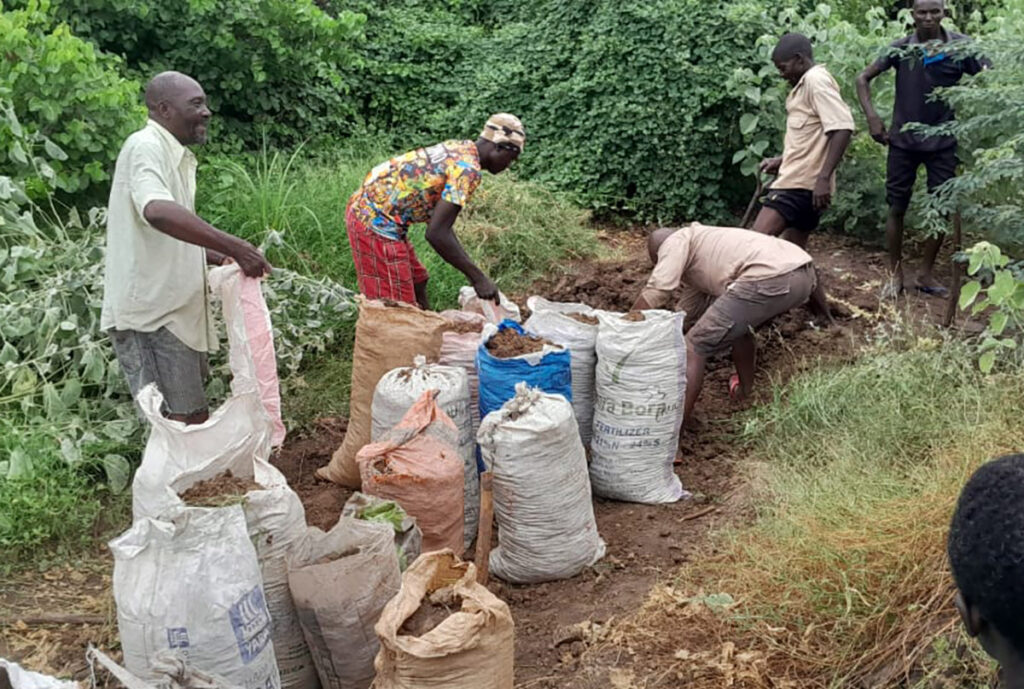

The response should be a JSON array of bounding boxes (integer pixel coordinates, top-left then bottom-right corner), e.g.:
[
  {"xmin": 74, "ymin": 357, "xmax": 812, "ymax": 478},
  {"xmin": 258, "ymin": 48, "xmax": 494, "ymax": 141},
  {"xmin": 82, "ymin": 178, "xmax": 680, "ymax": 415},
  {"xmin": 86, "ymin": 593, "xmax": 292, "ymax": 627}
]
[
  {"xmin": 478, "ymin": 383, "xmax": 605, "ymax": 584},
  {"xmin": 288, "ymin": 519, "xmax": 401, "ymax": 689},
  {"xmin": 371, "ymin": 356, "xmax": 477, "ymax": 549},
  {"xmin": 0, "ymin": 660, "xmax": 78, "ymax": 689},
  {"xmin": 209, "ymin": 264, "xmax": 286, "ymax": 447},
  {"xmin": 590, "ymin": 310, "xmax": 689, "ymax": 504},
  {"xmin": 439, "ymin": 311, "xmax": 487, "ymax": 444},
  {"xmin": 524, "ymin": 296, "xmax": 599, "ymax": 447},
  {"xmin": 110, "ymin": 506, "xmax": 281, "ymax": 689},
  {"xmin": 457, "ymin": 286, "xmax": 521, "ymax": 324}
]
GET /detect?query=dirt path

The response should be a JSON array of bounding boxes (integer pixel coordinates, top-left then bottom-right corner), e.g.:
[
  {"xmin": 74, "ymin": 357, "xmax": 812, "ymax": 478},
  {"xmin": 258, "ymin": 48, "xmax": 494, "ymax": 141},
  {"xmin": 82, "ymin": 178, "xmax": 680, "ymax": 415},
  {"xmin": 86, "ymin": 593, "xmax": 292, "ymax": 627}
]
[{"xmin": 0, "ymin": 231, "xmax": 963, "ymax": 686}]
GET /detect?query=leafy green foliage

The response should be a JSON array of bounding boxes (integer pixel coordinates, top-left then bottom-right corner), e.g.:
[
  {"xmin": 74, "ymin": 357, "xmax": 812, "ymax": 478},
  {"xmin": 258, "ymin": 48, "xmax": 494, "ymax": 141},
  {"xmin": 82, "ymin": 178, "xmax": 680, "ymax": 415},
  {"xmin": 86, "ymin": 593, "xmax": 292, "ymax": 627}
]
[
  {"xmin": 46, "ymin": 0, "xmax": 365, "ymax": 149},
  {"xmin": 958, "ymin": 241, "xmax": 1024, "ymax": 372},
  {"xmin": 0, "ymin": 0, "xmax": 143, "ymax": 198},
  {"xmin": 444, "ymin": 0, "xmax": 783, "ymax": 222}
]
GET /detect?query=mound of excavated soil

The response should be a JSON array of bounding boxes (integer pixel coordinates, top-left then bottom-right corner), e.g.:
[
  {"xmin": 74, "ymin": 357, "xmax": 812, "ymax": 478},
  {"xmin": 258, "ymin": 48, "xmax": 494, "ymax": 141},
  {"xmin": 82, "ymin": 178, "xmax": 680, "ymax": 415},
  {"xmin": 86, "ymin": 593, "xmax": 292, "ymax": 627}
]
[
  {"xmin": 179, "ymin": 471, "xmax": 261, "ymax": 506},
  {"xmin": 486, "ymin": 329, "xmax": 555, "ymax": 358},
  {"xmin": 567, "ymin": 313, "xmax": 599, "ymax": 326}
]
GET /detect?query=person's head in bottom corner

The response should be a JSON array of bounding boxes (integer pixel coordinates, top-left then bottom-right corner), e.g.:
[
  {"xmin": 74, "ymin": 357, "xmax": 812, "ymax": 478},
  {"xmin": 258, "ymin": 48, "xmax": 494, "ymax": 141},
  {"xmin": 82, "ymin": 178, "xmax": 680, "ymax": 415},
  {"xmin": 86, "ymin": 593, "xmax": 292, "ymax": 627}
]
[{"xmin": 948, "ymin": 453, "xmax": 1024, "ymax": 681}]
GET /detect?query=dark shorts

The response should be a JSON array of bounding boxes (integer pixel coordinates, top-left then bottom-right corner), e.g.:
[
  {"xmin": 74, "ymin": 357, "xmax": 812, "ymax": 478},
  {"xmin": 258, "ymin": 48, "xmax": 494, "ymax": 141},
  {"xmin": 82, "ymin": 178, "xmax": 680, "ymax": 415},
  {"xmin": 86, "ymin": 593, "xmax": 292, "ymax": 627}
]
[
  {"xmin": 762, "ymin": 189, "xmax": 820, "ymax": 234},
  {"xmin": 109, "ymin": 327, "xmax": 209, "ymax": 416},
  {"xmin": 687, "ymin": 264, "xmax": 817, "ymax": 356},
  {"xmin": 886, "ymin": 145, "xmax": 958, "ymax": 212}
]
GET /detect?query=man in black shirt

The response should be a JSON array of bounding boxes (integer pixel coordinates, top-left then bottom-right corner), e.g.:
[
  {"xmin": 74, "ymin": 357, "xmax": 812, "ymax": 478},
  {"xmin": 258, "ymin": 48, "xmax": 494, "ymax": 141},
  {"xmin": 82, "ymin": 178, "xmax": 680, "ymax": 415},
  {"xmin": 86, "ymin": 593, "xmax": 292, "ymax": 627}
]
[{"xmin": 856, "ymin": 0, "xmax": 986, "ymax": 298}]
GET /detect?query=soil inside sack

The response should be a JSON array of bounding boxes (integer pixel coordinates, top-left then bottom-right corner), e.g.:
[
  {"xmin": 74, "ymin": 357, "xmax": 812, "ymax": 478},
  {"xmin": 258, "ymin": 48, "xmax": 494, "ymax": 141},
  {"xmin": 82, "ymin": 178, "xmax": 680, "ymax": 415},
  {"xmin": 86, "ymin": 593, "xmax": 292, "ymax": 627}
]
[
  {"xmin": 485, "ymin": 329, "xmax": 554, "ymax": 358},
  {"xmin": 398, "ymin": 590, "xmax": 462, "ymax": 637},
  {"xmin": 446, "ymin": 320, "xmax": 485, "ymax": 335},
  {"xmin": 178, "ymin": 470, "xmax": 261, "ymax": 506},
  {"xmin": 622, "ymin": 311, "xmax": 646, "ymax": 322},
  {"xmin": 567, "ymin": 313, "xmax": 599, "ymax": 325}
]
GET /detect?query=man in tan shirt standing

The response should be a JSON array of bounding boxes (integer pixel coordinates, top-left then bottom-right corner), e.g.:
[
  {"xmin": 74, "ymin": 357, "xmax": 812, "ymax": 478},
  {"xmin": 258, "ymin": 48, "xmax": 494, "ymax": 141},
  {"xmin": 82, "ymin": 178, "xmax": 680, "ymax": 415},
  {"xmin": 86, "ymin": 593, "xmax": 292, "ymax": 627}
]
[
  {"xmin": 755, "ymin": 33, "xmax": 854, "ymax": 247},
  {"xmin": 101, "ymin": 72, "xmax": 271, "ymax": 425},
  {"xmin": 633, "ymin": 224, "xmax": 816, "ymax": 424}
]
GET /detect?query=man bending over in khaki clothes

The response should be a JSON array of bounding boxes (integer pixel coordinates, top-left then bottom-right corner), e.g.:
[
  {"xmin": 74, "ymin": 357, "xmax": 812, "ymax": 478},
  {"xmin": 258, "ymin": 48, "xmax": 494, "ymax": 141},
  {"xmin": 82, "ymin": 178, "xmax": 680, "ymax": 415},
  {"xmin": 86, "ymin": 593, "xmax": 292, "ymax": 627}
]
[{"xmin": 633, "ymin": 223, "xmax": 816, "ymax": 422}]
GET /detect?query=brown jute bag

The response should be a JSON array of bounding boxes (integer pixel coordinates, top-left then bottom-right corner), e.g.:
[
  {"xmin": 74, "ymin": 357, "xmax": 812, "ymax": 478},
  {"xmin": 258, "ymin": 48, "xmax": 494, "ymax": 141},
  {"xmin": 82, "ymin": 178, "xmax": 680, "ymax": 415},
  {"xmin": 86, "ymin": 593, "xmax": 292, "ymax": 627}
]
[
  {"xmin": 317, "ymin": 297, "xmax": 447, "ymax": 487},
  {"xmin": 371, "ymin": 551, "xmax": 514, "ymax": 689}
]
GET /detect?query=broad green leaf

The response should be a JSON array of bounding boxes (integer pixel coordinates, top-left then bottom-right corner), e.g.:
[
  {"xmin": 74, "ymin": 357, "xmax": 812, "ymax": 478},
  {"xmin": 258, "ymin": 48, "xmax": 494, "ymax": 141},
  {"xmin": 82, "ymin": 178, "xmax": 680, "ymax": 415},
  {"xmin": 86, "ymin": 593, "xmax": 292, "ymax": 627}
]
[
  {"xmin": 42, "ymin": 382, "xmax": 64, "ymax": 419},
  {"xmin": 989, "ymin": 270, "xmax": 1015, "ymax": 304},
  {"xmin": 731, "ymin": 149, "xmax": 747, "ymax": 164},
  {"xmin": 744, "ymin": 86, "xmax": 761, "ymax": 104},
  {"xmin": 102, "ymin": 454, "xmax": 132, "ymax": 494},
  {"xmin": 990, "ymin": 311, "xmax": 1009, "ymax": 336},
  {"xmin": 6, "ymin": 449, "xmax": 33, "ymax": 479},
  {"xmin": 979, "ymin": 350, "xmax": 996, "ymax": 374},
  {"xmin": 61, "ymin": 377, "xmax": 83, "ymax": 406},
  {"xmin": 43, "ymin": 138, "xmax": 69, "ymax": 161},
  {"xmin": 740, "ymin": 113, "xmax": 759, "ymax": 136},
  {"xmin": 0, "ymin": 342, "xmax": 18, "ymax": 365},
  {"xmin": 10, "ymin": 141, "xmax": 29, "ymax": 166},
  {"xmin": 60, "ymin": 437, "xmax": 82, "ymax": 465},
  {"xmin": 959, "ymin": 280, "xmax": 981, "ymax": 309}
]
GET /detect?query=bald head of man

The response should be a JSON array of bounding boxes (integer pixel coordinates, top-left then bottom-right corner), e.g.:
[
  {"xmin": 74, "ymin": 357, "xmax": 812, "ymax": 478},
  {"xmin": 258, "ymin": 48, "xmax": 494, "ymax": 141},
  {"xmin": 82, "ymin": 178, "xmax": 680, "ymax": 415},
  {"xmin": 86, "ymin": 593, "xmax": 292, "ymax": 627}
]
[{"xmin": 144, "ymin": 71, "xmax": 211, "ymax": 146}]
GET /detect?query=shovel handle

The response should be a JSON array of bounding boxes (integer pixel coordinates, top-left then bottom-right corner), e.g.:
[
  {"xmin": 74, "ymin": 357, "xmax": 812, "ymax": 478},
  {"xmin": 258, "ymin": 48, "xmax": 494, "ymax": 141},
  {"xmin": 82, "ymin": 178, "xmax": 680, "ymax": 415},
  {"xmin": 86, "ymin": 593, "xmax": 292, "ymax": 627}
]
[{"xmin": 475, "ymin": 471, "xmax": 494, "ymax": 585}]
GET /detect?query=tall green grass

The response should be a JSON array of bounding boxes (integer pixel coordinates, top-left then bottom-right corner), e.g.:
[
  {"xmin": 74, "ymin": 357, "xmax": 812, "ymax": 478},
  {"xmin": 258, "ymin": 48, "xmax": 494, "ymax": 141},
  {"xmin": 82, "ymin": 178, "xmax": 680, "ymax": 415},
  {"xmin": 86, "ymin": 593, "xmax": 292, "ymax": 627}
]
[
  {"xmin": 199, "ymin": 140, "xmax": 597, "ymax": 311},
  {"xmin": 660, "ymin": 336, "xmax": 1022, "ymax": 687}
]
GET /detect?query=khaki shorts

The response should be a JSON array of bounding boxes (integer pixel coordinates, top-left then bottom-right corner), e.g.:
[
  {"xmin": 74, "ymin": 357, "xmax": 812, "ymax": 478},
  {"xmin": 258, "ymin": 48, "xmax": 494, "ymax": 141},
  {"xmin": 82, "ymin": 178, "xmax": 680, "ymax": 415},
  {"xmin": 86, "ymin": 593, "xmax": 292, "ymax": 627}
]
[
  {"xmin": 109, "ymin": 327, "xmax": 209, "ymax": 416},
  {"xmin": 687, "ymin": 264, "xmax": 816, "ymax": 356}
]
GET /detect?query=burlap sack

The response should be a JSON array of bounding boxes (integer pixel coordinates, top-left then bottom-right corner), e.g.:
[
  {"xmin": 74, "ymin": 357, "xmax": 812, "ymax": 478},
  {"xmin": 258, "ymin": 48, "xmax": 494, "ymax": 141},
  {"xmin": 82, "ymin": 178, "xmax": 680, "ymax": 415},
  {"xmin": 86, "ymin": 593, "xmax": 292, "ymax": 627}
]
[
  {"xmin": 318, "ymin": 297, "xmax": 447, "ymax": 487},
  {"xmin": 371, "ymin": 551, "xmax": 514, "ymax": 689}
]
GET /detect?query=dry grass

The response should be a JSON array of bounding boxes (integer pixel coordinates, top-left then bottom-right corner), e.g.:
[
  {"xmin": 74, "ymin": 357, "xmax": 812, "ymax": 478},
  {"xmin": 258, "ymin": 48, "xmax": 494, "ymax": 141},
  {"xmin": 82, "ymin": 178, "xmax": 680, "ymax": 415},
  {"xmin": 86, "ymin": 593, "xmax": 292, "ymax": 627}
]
[{"xmin": 574, "ymin": 336, "xmax": 1017, "ymax": 688}]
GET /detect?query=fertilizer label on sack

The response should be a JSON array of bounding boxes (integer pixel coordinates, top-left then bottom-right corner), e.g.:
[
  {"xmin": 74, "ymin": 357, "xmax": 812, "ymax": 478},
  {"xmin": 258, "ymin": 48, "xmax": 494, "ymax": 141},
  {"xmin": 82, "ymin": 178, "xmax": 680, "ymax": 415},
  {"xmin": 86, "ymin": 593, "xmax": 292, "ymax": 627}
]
[
  {"xmin": 166, "ymin": 627, "xmax": 190, "ymax": 654},
  {"xmin": 229, "ymin": 585, "xmax": 273, "ymax": 664}
]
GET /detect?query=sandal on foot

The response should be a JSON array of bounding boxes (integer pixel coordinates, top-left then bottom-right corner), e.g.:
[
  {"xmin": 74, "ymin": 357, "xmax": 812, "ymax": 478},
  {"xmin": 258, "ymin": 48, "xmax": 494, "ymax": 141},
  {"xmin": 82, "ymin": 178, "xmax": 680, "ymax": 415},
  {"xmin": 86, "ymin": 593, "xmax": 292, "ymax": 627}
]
[
  {"xmin": 729, "ymin": 374, "xmax": 742, "ymax": 402},
  {"xmin": 913, "ymin": 283, "xmax": 950, "ymax": 298}
]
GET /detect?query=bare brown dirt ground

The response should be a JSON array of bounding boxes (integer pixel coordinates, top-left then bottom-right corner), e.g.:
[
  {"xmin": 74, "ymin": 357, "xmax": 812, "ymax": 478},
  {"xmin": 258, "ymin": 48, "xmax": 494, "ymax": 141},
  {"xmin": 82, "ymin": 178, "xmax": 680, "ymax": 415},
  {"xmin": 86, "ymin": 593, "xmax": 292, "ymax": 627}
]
[{"xmin": 0, "ymin": 231, "xmax": 968, "ymax": 688}]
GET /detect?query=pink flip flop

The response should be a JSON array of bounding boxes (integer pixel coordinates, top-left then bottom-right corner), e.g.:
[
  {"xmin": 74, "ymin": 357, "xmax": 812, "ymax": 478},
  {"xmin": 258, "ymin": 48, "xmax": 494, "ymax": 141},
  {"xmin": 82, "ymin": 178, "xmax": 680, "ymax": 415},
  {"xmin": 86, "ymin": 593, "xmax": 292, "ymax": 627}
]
[{"xmin": 729, "ymin": 374, "xmax": 742, "ymax": 401}]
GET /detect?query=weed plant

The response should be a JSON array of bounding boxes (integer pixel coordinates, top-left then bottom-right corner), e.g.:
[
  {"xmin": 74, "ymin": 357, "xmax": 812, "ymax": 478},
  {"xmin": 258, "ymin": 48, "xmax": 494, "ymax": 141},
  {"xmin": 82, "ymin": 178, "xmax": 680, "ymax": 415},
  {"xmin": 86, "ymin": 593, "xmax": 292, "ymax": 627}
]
[{"xmin": 653, "ymin": 335, "xmax": 1017, "ymax": 687}]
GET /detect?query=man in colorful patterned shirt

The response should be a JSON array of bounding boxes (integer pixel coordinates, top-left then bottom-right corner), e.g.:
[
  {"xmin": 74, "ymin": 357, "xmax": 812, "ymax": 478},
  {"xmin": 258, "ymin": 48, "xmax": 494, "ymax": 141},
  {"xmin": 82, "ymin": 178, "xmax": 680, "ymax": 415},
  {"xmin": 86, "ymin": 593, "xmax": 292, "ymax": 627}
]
[{"xmin": 346, "ymin": 114, "xmax": 525, "ymax": 308}]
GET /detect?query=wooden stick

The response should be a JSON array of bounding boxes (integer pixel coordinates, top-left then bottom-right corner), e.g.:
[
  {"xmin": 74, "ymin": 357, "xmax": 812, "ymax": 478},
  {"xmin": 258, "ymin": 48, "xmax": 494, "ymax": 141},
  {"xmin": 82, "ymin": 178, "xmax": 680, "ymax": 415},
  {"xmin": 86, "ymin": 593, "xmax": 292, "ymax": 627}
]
[
  {"xmin": 944, "ymin": 211, "xmax": 964, "ymax": 328},
  {"xmin": 474, "ymin": 471, "xmax": 494, "ymax": 585},
  {"xmin": 1, "ymin": 613, "xmax": 107, "ymax": 626},
  {"xmin": 679, "ymin": 505, "xmax": 718, "ymax": 522},
  {"xmin": 740, "ymin": 175, "xmax": 766, "ymax": 230}
]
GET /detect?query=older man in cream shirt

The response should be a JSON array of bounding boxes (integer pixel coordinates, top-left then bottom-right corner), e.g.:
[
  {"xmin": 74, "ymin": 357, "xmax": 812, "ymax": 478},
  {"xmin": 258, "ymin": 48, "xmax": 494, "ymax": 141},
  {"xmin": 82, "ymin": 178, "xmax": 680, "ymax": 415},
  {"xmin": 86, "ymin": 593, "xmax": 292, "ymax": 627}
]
[{"xmin": 101, "ymin": 72, "xmax": 271, "ymax": 424}]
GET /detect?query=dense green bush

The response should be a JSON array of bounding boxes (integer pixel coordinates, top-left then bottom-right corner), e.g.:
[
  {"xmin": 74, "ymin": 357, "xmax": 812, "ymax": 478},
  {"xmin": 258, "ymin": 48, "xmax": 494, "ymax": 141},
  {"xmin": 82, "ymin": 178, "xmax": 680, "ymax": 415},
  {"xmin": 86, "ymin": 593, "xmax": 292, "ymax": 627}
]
[
  {"xmin": 438, "ymin": 0, "xmax": 786, "ymax": 222},
  {"xmin": 0, "ymin": 1, "xmax": 142, "ymax": 198},
  {"xmin": 46, "ymin": 0, "xmax": 365, "ymax": 149}
]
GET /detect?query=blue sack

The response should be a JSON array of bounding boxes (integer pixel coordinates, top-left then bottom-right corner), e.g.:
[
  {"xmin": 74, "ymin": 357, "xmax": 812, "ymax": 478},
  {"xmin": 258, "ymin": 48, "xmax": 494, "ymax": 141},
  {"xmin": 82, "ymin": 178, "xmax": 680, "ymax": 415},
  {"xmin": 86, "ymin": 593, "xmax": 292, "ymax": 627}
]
[{"xmin": 477, "ymin": 319, "xmax": 573, "ymax": 426}]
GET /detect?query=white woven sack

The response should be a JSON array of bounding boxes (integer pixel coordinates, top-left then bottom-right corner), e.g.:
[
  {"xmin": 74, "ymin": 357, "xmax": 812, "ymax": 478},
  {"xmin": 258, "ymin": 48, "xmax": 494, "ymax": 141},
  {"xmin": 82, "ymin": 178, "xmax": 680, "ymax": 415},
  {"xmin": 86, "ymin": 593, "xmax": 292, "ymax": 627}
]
[
  {"xmin": 439, "ymin": 311, "xmax": 487, "ymax": 443},
  {"xmin": 371, "ymin": 356, "xmax": 477, "ymax": 549},
  {"xmin": 591, "ymin": 310, "xmax": 689, "ymax": 504},
  {"xmin": 111, "ymin": 506, "xmax": 281, "ymax": 689},
  {"xmin": 524, "ymin": 296, "xmax": 598, "ymax": 447},
  {"xmin": 478, "ymin": 383, "xmax": 605, "ymax": 584},
  {"xmin": 458, "ymin": 286, "xmax": 521, "ymax": 324}
]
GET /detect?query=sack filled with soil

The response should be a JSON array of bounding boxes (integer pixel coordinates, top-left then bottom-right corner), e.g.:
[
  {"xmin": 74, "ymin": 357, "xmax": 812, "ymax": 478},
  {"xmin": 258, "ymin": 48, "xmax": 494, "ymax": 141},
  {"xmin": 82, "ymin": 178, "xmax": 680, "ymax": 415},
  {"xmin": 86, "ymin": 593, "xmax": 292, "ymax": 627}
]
[
  {"xmin": 439, "ymin": 310, "xmax": 488, "ymax": 445},
  {"xmin": 356, "ymin": 390, "xmax": 464, "ymax": 553},
  {"xmin": 524, "ymin": 296, "xmax": 600, "ymax": 448},
  {"xmin": 478, "ymin": 383, "xmax": 605, "ymax": 584},
  {"xmin": 373, "ymin": 551, "xmax": 514, "ymax": 689},
  {"xmin": 476, "ymin": 321, "xmax": 572, "ymax": 428},
  {"xmin": 288, "ymin": 518, "xmax": 401, "ymax": 689},
  {"xmin": 111, "ymin": 506, "xmax": 281, "ymax": 689},
  {"xmin": 371, "ymin": 356, "xmax": 477, "ymax": 550},
  {"xmin": 318, "ymin": 297, "xmax": 448, "ymax": 488},
  {"xmin": 591, "ymin": 309, "xmax": 689, "ymax": 504}
]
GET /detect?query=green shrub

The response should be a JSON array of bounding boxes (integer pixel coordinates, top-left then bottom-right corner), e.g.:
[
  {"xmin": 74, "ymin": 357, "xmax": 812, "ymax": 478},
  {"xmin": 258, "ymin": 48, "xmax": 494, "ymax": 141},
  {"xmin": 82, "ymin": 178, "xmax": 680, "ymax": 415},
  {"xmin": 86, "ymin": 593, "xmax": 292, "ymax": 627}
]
[
  {"xmin": 0, "ymin": 0, "xmax": 143, "ymax": 198},
  {"xmin": 48, "ymin": 0, "xmax": 365, "ymax": 150},
  {"xmin": 442, "ymin": 0, "xmax": 784, "ymax": 222}
]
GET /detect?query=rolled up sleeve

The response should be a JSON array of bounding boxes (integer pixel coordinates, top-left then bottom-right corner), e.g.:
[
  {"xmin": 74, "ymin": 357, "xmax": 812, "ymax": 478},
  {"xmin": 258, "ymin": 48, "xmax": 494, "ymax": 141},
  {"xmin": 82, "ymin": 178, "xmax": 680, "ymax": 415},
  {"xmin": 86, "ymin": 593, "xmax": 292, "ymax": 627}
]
[
  {"xmin": 128, "ymin": 142, "xmax": 176, "ymax": 220},
  {"xmin": 809, "ymin": 73, "xmax": 856, "ymax": 133}
]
